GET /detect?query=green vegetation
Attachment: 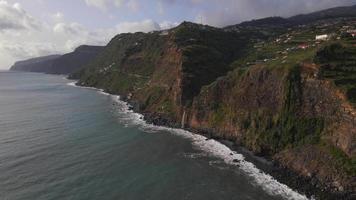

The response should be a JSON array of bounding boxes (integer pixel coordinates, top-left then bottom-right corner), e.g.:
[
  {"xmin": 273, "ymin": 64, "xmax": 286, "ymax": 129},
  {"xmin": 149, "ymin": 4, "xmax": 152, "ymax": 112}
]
[
  {"xmin": 316, "ymin": 42, "xmax": 356, "ymax": 104},
  {"xmin": 320, "ymin": 142, "xmax": 356, "ymax": 176},
  {"xmin": 275, "ymin": 66, "xmax": 324, "ymax": 148},
  {"xmin": 74, "ymin": 32, "xmax": 166, "ymax": 94},
  {"xmin": 241, "ymin": 66, "xmax": 324, "ymax": 154},
  {"xmin": 173, "ymin": 22, "xmax": 260, "ymax": 105}
]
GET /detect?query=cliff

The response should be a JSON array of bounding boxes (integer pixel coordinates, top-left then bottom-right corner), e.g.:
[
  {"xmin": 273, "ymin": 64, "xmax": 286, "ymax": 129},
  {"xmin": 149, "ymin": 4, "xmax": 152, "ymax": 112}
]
[
  {"xmin": 70, "ymin": 15, "xmax": 356, "ymax": 199},
  {"xmin": 10, "ymin": 55, "xmax": 61, "ymax": 73},
  {"xmin": 10, "ymin": 45, "xmax": 104, "ymax": 74},
  {"xmin": 71, "ymin": 22, "xmax": 263, "ymax": 119},
  {"xmin": 189, "ymin": 63, "xmax": 355, "ymax": 198}
]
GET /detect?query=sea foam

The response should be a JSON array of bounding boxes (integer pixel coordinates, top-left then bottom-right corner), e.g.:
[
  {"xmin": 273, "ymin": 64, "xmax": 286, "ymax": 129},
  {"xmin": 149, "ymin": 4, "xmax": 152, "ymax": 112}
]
[{"xmin": 67, "ymin": 81, "xmax": 310, "ymax": 200}]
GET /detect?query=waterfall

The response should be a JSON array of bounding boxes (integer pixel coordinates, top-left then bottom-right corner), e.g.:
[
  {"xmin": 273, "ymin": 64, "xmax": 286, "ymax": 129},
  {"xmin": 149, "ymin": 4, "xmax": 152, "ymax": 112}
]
[{"xmin": 181, "ymin": 110, "xmax": 186, "ymax": 128}]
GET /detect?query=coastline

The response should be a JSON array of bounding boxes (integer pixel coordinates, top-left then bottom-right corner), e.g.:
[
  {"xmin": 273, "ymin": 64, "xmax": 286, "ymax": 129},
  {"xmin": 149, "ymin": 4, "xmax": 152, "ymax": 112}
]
[
  {"xmin": 66, "ymin": 79, "xmax": 313, "ymax": 200},
  {"xmin": 142, "ymin": 113, "xmax": 352, "ymax": 200}
]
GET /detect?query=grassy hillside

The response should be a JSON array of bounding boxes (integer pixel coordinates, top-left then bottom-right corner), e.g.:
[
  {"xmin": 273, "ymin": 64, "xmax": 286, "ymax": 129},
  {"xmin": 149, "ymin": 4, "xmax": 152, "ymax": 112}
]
[{"xmin": 315, "ymin": 42, "xmax": 356, "ymax": 104}]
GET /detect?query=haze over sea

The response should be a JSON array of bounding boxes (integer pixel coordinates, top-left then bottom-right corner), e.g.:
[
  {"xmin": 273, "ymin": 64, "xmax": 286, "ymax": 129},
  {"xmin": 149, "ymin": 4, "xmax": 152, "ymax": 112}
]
[{"xmin": 0, "ymin": 71, "xmax": 308, "ymax": 200}]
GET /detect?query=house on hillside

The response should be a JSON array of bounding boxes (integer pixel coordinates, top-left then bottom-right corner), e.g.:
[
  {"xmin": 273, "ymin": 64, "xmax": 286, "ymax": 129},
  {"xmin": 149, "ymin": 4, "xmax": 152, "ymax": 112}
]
[
  {"xmin": 315, "ymin": 34, "xmax": 328, "ymax": 41},
  {"xmin": 298, "ymin": 44, "xmax": 309, "ymax": 49},
  {"xmin": 347, "ymin": 30, "xmax": 356, "ymax": 37}
]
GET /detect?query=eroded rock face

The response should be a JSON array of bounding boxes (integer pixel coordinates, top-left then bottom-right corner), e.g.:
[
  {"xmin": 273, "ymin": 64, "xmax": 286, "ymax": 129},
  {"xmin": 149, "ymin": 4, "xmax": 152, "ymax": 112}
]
[
  {"xmin": 75, "ymin": 22, "xmax": 252, "ymax": 121},
  {"xmin": 275, "ymin": 145, "xmax": 356, "ymax": 194},
  {"xmin": 188, "ymin": 66, "xmax": 287, "ymax": 149},
  {"xmin": 188, "ymin": 64, "xmax": 355, "ymax": 193},
  {"xmin": 299, "ymin": 74, "xmax": 356, "ymax": 158},
  {"xmin": 133, "ymin": 38, "xmax": 184, "ymax": 120}
]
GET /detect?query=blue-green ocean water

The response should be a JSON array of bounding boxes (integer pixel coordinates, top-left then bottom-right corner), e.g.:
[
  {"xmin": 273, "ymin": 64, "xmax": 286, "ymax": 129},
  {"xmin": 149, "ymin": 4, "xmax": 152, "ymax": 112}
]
[{"xmin": 0, "ymin": 71, "xmax": 308, "ymax": 200}]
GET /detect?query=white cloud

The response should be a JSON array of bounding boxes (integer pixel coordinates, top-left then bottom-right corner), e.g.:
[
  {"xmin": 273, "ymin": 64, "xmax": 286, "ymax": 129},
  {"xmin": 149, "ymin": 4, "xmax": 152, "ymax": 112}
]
[
  {"xmin": 114, "ymin": 0, "xmax": 125, "ymax": 8},
  {"xmin": 159, "ymin": 21, "xmax": 179, "ymax": 30},
  {"xmin": 116, "ymin": 19, "xmax": 159, "ymax": 33},
  {"xmin": 84, "ymin": 0, "xmax": 108, "ymax": 10},
  {"xmin": 84, "ymin": 0, "xmax": 130, "ymax": 10},
  {"xmin": 53, "ymin": 22, "xmax": 85, "ymax": 35},
  {"xmin": 126, "ymin": 0, "xmax": 140, "ymax": 12},
  {"xmin": 52, "ymin": 12, "xmax": 64, "ymax": 22},
  {"xmin": 0, "ymin": 0, "xmax": 41, "ymax": 32},
  {"xmin": 157, "ymin": 1, "xmax": 164, "ymax": 15}
]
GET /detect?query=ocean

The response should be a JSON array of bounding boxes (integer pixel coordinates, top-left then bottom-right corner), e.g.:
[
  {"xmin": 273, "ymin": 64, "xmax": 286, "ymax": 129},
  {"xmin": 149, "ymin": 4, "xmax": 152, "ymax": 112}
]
[{"xmin": 0, "ymin": 71, "xmax": 308, "ymax": 200}]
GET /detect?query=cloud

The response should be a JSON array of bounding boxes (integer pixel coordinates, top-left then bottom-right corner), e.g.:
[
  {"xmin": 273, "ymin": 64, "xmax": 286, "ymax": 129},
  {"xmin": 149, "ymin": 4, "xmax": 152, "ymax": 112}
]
[
  {"xmin": 84, "ymin": 0, "xmax": 137, "ymax": 11},
  {"xmin": 1, "ymin": 42, "xmax": 59, "ymax": 59},
  {"xmin": 159, "ymin": 21, "xmax": 179, "ymax": 30},
  {"xmin": 114, "ymin": 0, "xmax": 125, "ymax": 7},
  {"xmin": 116, "ymin": 19, "xmax": 159, "ymax": 33},
  {"xmin": 127, "ymin": 0, "xmax": 140, "ymax": 12},
  {"xmin": 84, "ymin": 0, "xmax": 109, "ymax": 10},
  {"xmin": 52, "ymin": 12, "xmax": 64, "ymax": 22},
  {"xmin": 53, "ymin": 22, "xmax": 86, "ymax": 35},
  {"xmin": 0, "ymin": 0, "xmax": 41, "ymax": 32}
]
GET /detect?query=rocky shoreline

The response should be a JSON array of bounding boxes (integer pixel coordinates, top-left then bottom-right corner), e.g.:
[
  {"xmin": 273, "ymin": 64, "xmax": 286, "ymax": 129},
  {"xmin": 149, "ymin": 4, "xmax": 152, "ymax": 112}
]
[
  {"xmin": 70, "ymin": 78, "xmax": 355, "ymax": 200},
  {"xmin": 140, "ymin": 111, "xmax": 354, "ymax": 200}
]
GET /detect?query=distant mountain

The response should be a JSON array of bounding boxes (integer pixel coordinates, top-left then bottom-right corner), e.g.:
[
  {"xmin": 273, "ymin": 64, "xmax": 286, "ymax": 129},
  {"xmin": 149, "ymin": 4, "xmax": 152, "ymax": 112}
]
[
  {"xmin": 10, "ymin": 55, "xmax": 61, "ymax": 73},
  {"xmin": 48, "ymin": 45, "xmax": 104, "ymax": 74},
  {"xmin": 289, "ymin": 4, "xmax": 356, "ymax": 24},
  {"xmin": 236, "ymin": 17, "xmax": 291, "ymax": 28},
  {"xmin": 225, "ymin": 4, "xmax": 356, "ymax": 30},
  {"xmin": 10, "ymin": 45, "xmax": 104, "ymax": 75}
]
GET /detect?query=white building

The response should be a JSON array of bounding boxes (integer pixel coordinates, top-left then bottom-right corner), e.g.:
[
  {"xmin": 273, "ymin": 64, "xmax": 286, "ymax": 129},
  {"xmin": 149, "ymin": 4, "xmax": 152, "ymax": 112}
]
[
  {"xmin": 315, "ymin": 34, "xmax": 328, "ymax": 41},
  {"xmin": 347, "ymin": 30, "xmax": 356, "ymax": 37}
]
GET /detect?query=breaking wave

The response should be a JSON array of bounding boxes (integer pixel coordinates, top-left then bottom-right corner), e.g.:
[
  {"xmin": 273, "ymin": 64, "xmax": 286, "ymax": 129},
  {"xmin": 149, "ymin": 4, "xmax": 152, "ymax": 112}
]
[{"xmin": 67, "ymin": 81, "xmax": 310, "ymax": 200}]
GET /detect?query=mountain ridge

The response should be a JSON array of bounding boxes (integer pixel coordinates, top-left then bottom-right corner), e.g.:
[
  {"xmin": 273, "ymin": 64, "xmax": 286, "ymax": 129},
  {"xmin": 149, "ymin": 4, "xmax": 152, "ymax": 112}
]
[
  {"xmin": 10, "ymin": 45, "xmax": 104, "ymax": 74},
  {"xmin": 225, "ymin": 4, "xmax": 356, "ymax": 30}
]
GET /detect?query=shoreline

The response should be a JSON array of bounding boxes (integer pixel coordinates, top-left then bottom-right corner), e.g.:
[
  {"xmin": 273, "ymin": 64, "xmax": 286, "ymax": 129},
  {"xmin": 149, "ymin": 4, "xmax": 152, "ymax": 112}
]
[
  {"xmin": 67, "ymin": 80, "xmax": 313, "ymax": 200},
  {"xmin": 142, "ymin": 113, "xmax": 353, "ymax": 200}
]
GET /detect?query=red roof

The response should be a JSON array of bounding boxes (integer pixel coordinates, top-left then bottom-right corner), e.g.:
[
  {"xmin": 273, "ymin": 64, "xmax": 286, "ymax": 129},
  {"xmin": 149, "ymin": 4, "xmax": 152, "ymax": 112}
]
[{"xmin": 298, "ymin": 44, "xmax": 309, "ymax": 49}]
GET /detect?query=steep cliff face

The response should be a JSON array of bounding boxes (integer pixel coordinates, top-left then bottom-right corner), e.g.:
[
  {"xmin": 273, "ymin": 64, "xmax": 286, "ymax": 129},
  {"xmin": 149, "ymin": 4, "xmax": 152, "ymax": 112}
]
[
  {"xmin": 188, "ymin": 62, "xmax": 355, "ymax": 195},
  {"xmin": 74, "ymin": 22, "xmax": 257, "ymax": 121},
  {"xmin": 188, "ymin": 66, "xmax": 289, "ymax": 153},
  {"xmin": 10, "ymin": 45, "xmax": 103, "ymax": 74}
]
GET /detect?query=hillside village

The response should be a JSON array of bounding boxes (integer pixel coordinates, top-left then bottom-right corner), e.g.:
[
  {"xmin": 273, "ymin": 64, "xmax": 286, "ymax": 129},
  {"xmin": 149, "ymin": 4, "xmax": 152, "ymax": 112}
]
[
  {"xmin": 245, "ymin": 18, "xmax": 356, "ymax": 66},
  {"xmin": 238, "ymin": 18, "xmax": 356, "ymax": 124}
]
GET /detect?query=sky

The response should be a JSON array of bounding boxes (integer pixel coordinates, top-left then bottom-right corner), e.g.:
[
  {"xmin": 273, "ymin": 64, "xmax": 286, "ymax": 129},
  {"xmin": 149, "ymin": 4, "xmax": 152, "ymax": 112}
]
[{"xmin": 0, "ymin": 0, "xmax": 356, "ymax": 69}]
